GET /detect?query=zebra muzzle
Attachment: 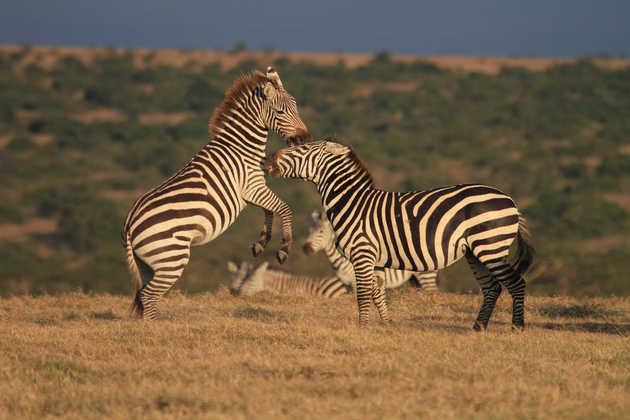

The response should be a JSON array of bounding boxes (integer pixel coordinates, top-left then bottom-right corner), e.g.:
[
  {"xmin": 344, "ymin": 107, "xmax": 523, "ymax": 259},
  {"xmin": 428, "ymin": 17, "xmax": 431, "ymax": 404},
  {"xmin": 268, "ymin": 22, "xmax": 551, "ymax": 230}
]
[
  {"xmin": 287, "ymin": 128, "xmax": 311, "ymax": 146},
  {"xmin": 264, "ymin": 154, "xmax": 282, "ymax": 177}
]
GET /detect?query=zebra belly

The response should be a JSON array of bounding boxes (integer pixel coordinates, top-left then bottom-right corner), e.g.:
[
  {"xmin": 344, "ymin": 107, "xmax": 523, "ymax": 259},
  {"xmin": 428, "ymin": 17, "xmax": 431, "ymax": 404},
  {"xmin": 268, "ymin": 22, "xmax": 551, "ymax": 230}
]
[
  {"xmin": 191, "ymin": 208, "xmax": 243, "ymax": 246},
  {"xmin": 130, "ymin": 199, "xmax": 247, "ymax": 265}
]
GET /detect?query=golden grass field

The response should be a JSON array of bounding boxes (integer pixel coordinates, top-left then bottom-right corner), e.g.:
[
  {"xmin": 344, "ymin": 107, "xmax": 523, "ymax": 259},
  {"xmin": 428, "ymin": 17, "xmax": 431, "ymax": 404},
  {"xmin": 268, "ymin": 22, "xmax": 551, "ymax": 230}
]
[{"xmin": 1, "ymin": 289, "xmax": 628, "ymax": 419}]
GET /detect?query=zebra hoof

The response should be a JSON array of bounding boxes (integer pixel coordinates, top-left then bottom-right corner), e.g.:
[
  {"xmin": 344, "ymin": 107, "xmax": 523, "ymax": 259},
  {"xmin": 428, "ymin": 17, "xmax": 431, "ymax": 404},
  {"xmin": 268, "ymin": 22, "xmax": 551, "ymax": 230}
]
[
  {"xmin": 511, "ymin": 324, "xmax": 525, "ymax": 333},
  {"xmin": 472, "ymin": 321, "xmax": 485, "ymax": 332},
  {"xmin": 251, "ymin": 242, "xmax": 264, "ymax": 257},
  {"xmin": 276, "ymin": 250, "xmax": 288, "ymax": 264}
]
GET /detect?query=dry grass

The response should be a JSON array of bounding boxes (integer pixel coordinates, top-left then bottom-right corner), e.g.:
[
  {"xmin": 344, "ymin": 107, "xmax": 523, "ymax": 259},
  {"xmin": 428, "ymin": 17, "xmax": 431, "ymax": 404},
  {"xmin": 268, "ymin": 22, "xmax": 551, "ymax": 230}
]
[{"xmin": 1, "ymin": 290, "xmax": 628, "ymax": 419}]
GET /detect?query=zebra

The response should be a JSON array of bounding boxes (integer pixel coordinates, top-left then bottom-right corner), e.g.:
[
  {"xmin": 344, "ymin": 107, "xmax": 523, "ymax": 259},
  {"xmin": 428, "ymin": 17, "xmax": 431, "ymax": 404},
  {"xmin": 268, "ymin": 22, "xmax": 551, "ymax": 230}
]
[
  {"xmin": 122, "ymin": 67, "xmax": 310, "ymax": 319},
  {"xmin": 303, "ymin": 210, "xmax": 440, "ymax": 292},
  {"xmin": 265, "ymin": 139, "xmax": 535, "ymax": 330},
  {"xmin": 227, "ymin": 261, "xmax": 351, "ymax": 298}
]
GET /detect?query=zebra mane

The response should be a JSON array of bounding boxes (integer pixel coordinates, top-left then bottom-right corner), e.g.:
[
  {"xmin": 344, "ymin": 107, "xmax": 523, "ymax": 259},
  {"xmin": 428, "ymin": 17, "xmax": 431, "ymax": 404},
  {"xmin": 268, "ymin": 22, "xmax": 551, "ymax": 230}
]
[
  {"xmin": 323, "ymin": 136, "xmax": 375, "ymax": 187},
  {"xmin": 347, "ymin": 148, "xmax": 375, "ymax": 186},
  {"xmin": 209, "ymin": 71, "xmax": 269, "ymax": 138}
]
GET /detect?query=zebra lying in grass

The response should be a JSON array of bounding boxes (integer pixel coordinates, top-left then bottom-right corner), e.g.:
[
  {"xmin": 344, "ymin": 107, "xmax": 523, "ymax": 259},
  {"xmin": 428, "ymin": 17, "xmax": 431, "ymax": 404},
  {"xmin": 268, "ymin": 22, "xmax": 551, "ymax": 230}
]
[
  {"xmin": 122, "ymin": 68, "xmax": 310, "ymax": 319},
  {"xmin": 304, "ymin": 210, "xmax": 439, "ymax": 292},
  {"xmin": 227, "ymin": 261, "xmax": 351, "ymax": 298},
  {"xmin": 266, "ymin": 139, "xmax": 535, "ymax": 330}
]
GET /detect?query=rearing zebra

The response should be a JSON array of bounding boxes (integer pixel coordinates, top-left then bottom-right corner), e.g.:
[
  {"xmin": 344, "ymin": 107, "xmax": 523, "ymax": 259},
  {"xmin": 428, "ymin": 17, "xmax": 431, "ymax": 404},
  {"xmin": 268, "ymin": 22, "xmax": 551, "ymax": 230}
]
[
  {"xmin": 266, "ymin": 140, "xmax": 535, "ymax": 330},
  {"xmin": 122, "ymin": 68, "xmax": 310, "ymax": 319},
  {"xmin": 304, "ymin": 210, "xmax": 439, "ymax": 292}
]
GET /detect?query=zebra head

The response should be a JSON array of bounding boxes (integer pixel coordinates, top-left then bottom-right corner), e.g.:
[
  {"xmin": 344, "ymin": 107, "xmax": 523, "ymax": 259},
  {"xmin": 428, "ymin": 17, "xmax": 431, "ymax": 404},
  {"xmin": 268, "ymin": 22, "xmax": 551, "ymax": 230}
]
[
  {"xmin": 303, "ymin": 211, "xmax": 336, "ymax": 256},
  {"xmin": 265, "ymin": 139, "xmax": 351, "ymax": 182},
  {"xmin": 261, "ymin": 67, "xmax": 310, "ymax": 146},
  {"xmin": 227, "ymin": 260, "xmax": 269, "ymax": 296}
]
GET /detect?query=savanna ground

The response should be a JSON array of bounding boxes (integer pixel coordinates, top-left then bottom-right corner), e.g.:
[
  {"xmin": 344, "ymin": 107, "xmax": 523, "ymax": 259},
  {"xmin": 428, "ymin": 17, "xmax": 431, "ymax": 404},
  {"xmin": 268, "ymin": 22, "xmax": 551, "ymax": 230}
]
[{"xmin": 1, "ymin": 289, "xmax": 629, "ymax": 419}]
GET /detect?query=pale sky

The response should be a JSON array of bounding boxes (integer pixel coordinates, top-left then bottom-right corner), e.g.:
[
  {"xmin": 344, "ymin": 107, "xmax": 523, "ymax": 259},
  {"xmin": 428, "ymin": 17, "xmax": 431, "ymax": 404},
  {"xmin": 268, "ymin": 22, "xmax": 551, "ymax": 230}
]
[{"xmin": 1, "ymin": 0, "xmax": 628, "ymax": 57}]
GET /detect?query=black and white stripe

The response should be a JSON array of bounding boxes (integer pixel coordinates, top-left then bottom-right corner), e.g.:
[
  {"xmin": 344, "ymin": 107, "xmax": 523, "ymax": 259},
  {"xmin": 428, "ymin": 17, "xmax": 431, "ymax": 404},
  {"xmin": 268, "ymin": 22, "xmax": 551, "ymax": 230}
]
[
  {"xmin": 228, "ymin": 261, "xmax": 351, "ymax": 298},
  {"xmin": 122, "ymin": 68, "xmax": 310, "ymax": 319},
  {"xmin": 303, "ymin": 210, "xmax": 439, "ymax": 292},
  {"xmin": 267, "ymin": 140, "xmax": 535, "ymax": 329}
]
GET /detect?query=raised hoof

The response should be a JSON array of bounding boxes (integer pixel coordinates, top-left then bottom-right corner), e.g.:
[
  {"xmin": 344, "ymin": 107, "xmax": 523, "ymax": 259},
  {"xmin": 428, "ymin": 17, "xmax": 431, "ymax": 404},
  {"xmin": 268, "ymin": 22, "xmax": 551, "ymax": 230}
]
[
  {"xmin": 276, "ymin": 249, "xmax": 288, "ymax": 264},
  {"xmin": 251, "ymin": 242, "xmax": 264, "ymax": 257}
]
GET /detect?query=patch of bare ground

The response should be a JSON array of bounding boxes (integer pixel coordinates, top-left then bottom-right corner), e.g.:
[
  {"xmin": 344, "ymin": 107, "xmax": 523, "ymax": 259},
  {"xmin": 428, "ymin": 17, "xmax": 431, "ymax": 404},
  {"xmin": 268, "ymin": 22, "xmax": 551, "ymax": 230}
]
[
  {"xmin": 433, "ymin": 158, "xmax": 492, "ymax": 184},
  {"xmin": 3, "ymin": 46, "xmax": 628, "ymax": 74},
  {"xmin": 0, "ymin": 218, "xmax": 57, "ymax": 241},
  {"xmin": 0, "ymin": 291, "xmax": 628, "ymax": 419},
  {"xmin": 103, "ymin": 188, "xmax": 146, "ymax": 203},
  {"xmin": 0, "ymin": 134, "xmax": 13, "ymax": 149},
  {"xmin": 16, "ymin": 109, "xmax": 41, "ymax": 119},
  {"xmin": 604, "ymin": 193, "xmax": 630, "ymax": 212},
  {"xmin": 31, "ymin": 133, "xmax": 54, "ymax": 145},
  {"xmin": 580, "ymin": 236, "xmax": 628, "ymax": 253},
  {"xmin": 352, "ymin": 81, "xmax": 418, "ymax": 98},
  {"xmin": 72, "ymin": 108, "xmax": 127, "ymax": 123},
  {"xmin": 139, "ymin": 112, "xmax": 194, "ymax": 125},
  {"xmin": 584, "ymin": 155, "xmax": 602, "ymax": 173},
  {"xmin": 135, "ymin": 83, "xmax": 154, "ymax": 94},
  {"xmin": 515, "ymin": 196, "xmax": 535, "ymax": 209}
]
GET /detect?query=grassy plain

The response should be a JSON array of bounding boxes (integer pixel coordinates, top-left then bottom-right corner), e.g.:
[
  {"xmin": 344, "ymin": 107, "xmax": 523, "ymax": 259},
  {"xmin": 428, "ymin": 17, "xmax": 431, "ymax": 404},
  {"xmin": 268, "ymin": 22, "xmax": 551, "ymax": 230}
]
[{"xmin": 1, "ymin": 290, "xmax": 628, "ymax": 419}]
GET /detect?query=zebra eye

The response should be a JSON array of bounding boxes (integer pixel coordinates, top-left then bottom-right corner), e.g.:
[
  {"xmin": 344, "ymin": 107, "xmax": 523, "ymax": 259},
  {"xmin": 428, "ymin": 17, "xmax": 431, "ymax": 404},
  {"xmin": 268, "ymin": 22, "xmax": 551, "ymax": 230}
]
[{"xmin": 276, "ymin": 110, "xmax": 285, "ymax": 115}]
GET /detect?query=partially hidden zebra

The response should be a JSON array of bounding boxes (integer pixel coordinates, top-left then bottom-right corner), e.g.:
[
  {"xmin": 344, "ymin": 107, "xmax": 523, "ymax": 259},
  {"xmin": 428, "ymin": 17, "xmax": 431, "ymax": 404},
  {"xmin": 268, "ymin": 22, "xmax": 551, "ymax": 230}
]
[
  {"xmin": 227, "ymin": 261, "xmax": 351, "ymax": 298},
  {"xmin": 122, "ymin": 68, "xmax": 310, "ymax": 319},
  {"xmin": 266, "ymin": 140, "xmax": 535, "ymax": 330},
  {"xmin": 304, "ymin": 210, "xmax": 439, "ymax": 292}
]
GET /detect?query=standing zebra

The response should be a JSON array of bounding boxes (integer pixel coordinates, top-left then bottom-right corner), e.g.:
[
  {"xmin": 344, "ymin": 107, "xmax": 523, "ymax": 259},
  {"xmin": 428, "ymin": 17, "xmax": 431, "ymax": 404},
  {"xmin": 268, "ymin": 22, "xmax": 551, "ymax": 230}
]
[
  {"xmin": 304, "ymin": 210, "xmax": 439, "ymax": 292},
  {"xmin": 227, "ymin": 261, "xmax": 351, "ymax": 298},
  {"xmin": 122, "ymin": 68, "xmax": 310, "ymax": 319},
  {"xmin": 266, "ymin": 140, "xmax": 535, "ymax": 330}
]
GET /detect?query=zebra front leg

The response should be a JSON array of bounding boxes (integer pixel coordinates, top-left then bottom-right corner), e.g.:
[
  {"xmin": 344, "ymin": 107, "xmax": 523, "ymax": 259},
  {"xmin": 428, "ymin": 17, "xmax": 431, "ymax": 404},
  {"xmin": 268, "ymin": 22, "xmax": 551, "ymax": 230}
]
[
  {"xmin": 372, "ymin": 272, "xmax": 392, "ymax": 323},
  {"xmin": 351, "ymin": 249, "xmax": 378, "ymax": 327},
  {"xmin": 252, "ymin": 209, "xmax": 273, "ymax": 257},
  {"xmin": 244, "ymin": 185, "xmax": 293, "ymax": 264}
]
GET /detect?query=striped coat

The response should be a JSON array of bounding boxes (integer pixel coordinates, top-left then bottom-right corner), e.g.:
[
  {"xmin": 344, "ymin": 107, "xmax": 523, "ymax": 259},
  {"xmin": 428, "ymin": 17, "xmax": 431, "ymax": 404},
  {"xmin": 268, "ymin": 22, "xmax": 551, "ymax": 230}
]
[
  {"xmin": 266, "ymin": 140, "xmax": 535, "ymax": 329},
  {"xmin": 122, "ymin": 68, "xmax": 309, "ymax": 319}
]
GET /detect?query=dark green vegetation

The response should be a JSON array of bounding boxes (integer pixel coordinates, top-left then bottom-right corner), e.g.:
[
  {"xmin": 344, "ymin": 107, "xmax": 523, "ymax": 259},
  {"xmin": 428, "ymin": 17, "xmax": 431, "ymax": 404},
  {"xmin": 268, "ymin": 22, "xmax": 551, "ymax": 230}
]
[{"xmin": 1, "ymin": 47, "xmax": 629, "ymax": 297}]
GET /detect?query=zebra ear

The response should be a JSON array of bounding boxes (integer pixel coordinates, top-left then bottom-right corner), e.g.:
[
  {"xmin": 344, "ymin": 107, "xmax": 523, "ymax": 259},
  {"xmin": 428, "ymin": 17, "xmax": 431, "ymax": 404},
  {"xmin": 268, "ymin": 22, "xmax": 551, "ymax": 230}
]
[
  {"xmin": 254, "ymin": 261, "xmax": 269, "ymax": 274},
  {"xmin": 266, "ymin": 66, "xmax": 284, "ymax": 90},
  {"xmin": 325, "ymin": 142, "xmax": 350, "ymax": 156},
  {"xmin": 227, "ymin": 261, "xmax": 239, "ymax": 273},
  {"xmin": 263, "ymin": 82, "xmax": 277, "ymax": 100}
]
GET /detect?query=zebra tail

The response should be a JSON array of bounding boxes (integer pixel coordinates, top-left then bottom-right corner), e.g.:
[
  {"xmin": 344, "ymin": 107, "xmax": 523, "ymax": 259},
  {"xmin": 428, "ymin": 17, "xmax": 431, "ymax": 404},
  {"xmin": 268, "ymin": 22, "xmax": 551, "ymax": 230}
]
[
  {"xmin": 512, "ymin": 214, "xmax": 536, "ymax": 277},
  {"xmin": 125, "ymin": 230, "xmax": 143, "ymax": 317}
]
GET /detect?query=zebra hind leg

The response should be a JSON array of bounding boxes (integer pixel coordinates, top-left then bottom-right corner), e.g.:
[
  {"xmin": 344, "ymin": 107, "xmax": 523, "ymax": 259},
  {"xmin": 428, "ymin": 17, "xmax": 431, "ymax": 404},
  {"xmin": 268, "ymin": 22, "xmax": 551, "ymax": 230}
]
[
  {"xmin": 466, "ymin": 250, "xmax": 502, "ymax": 331},
  {"xmin": 487, "ymin": 263, "xmax": 526, "ymax": 331},
  {"xmin": 137, "ymin": 257, "xmax": 190, "ymax": 320}
]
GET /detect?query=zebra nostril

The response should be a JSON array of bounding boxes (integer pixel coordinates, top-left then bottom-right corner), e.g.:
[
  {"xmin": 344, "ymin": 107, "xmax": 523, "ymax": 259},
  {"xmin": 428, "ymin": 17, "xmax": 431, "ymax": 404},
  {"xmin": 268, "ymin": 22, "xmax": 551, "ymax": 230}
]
[{"xmin": 303, "ymin": 243, "xmax": 315, "ymax": 255}]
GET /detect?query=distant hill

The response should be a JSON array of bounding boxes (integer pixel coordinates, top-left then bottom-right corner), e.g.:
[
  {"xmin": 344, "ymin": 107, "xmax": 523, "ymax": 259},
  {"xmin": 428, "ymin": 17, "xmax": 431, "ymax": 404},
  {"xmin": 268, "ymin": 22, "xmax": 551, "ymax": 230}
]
[{"xmin": 1, "ymin": 45, "xmax": 629, "ymax": 296}]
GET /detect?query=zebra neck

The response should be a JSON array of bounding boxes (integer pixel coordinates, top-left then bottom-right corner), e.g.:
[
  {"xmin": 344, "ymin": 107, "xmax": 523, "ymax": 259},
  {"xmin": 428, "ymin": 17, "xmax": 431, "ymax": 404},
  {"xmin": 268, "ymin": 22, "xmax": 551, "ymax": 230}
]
[
  {"xmin": 211, "ymin": 108, "xmax": 269, "ymax": 159},
  {"xmin": 318, "ymin": 168, "xmax": 373, "ymax": 228}
]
